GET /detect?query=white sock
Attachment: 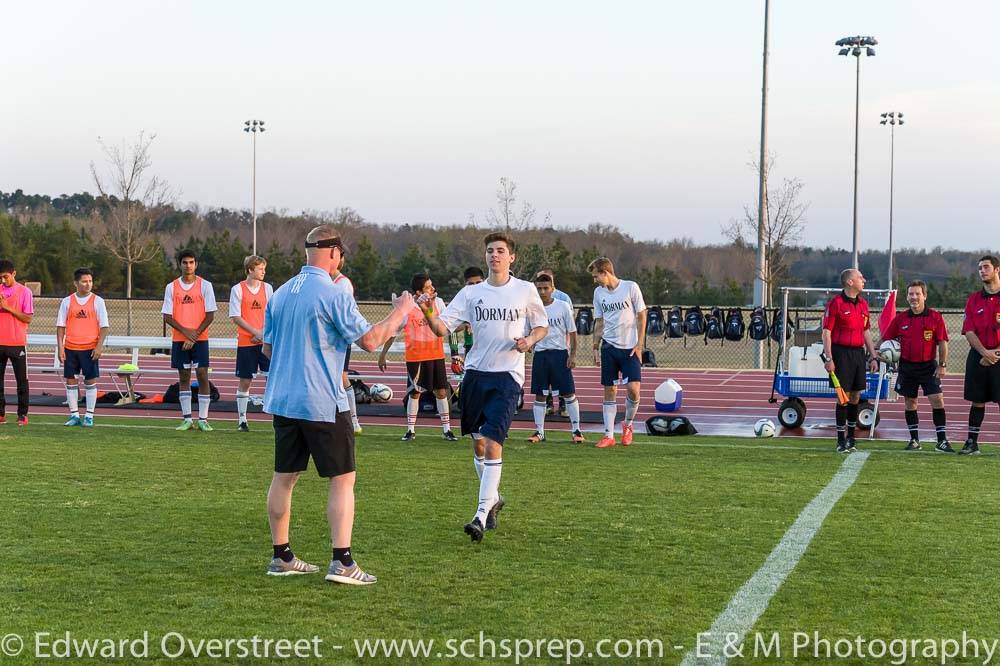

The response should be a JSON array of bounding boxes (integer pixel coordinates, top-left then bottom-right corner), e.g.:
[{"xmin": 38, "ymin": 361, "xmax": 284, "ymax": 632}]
[
  {"xmin": 474, "ymin": 458, "xmax": 502, "ymax": 524},
  {"xmin": 179, "ymin": 390, "xmax": 192, "ymax": 419},
  {"xmin": 406, "ymin": 393, "xmax": 420, "ymax": 432},
  {"xmin": 84, "ymin": 384, "xmax": 97, "ymax": 415},
  {"xmin": 474, "ymin": 455, "xmax": 485, "ymax": 480},
  {"xmin": 603, "ymin": 401, "xmax": 617, "ymax": 437},
  {"xmin": 436, "ymin": 397, "xmax": 451, "ymax": 432},
  {"xmin": 625, "ymin": 397, "xmax": 640, "ymax": 426},
  {"xmin": 346, "ymin": 385, "xmax": 358, "ymax": 420},
  {"xmin": 566, "ymin": 396, "xmax": 581, "ymax": 431},
  {"xmin": 198, "ymin": 394, "xmax": 211, "ymax": 420},
  {"xmin": 533, "ymin": 400, "xmax": 546, "ymax": 434},
  {"xmin": 66, "ymin": 385, "xmax": 79, "ymax": 415},
  {"xmin": 236, "ymin": 391, "xmax": 249, "ymax": 422}
]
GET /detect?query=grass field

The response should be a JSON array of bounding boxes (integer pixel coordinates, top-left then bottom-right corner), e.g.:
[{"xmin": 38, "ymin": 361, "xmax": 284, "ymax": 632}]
[{"xmin": 3, "ymin": 418, "xmax": 1000, "ymax": 664}]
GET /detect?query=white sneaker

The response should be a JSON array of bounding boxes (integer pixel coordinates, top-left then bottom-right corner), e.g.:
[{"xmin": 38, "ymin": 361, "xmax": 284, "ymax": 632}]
[{"xmin": 326, "ymin": 560, "xmax": 377, "ymax": 585}]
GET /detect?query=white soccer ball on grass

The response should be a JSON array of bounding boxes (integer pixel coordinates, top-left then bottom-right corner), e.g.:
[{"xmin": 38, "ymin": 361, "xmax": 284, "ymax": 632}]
[{"xmin": 754, "ymin": 418, "xmax": 776, "ymax": 438}]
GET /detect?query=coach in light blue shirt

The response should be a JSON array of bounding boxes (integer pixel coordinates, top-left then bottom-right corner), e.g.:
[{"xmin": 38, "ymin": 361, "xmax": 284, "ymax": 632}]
[{"xmin": 261, "ymin": 224, "xmax": 412, "ymax": 586}]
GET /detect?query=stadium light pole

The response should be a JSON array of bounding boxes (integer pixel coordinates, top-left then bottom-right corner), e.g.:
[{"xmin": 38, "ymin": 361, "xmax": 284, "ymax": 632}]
[
  {"xmin": 836, "ymin": 35, "xmax": 877, "ymax": 270},
  {"xmin": 243, "ymin": 119, "xmax": 266, "ymax": 255},
  {"xmin": 753, "ymin": 0, "xmax": 772, "ymax": 369},
  {"xmin": 880, "ymin": 111, "xmax": 903, "ymax": 290}
]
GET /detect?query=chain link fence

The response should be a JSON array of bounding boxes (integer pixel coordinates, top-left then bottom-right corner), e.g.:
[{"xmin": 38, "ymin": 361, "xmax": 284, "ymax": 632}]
[{"xmin": 29, "ymin": 298, "xmax": 972, "ymax": 372}]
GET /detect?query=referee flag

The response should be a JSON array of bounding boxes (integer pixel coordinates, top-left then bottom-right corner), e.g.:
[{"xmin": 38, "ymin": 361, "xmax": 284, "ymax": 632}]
[{"xmin": 878, "ymin": 290, "xmax": 897, "ymax": 337}]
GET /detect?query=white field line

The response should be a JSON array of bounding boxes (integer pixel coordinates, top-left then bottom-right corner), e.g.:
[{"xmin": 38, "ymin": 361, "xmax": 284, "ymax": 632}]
[{"xmin": 680, "ymin": 452, "xmax": 871, "ymax": 666}]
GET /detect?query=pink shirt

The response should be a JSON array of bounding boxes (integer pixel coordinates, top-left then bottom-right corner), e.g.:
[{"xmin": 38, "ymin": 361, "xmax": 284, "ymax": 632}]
[{"xmin": 0, "ymin": 282, "xmax": 33, "ymax": 346}]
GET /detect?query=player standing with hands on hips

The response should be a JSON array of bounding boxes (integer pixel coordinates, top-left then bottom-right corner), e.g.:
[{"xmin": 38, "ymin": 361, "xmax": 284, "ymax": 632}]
[{"xmin": 822, "ymin": 269, "xmax": 879, "ymax": 453}]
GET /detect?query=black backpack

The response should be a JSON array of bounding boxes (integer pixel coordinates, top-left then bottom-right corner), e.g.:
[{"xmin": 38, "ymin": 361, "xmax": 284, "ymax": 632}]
[
  {"xmin": 666, "ymin": 306, "xmax": 684, "ymax": 339},
  {"xmin": 405, "ymin": 385, "xmax": 457, "ymax": 414},
  {"xmin": 770, "ymin": 309, "xmax": 793, "ymax": 343},
  {"xmin": 748, "ymin": 306, "xmax": 770, "ymax": 341},
  {"xmin": 641, "ymin": 349, "xmax": 657, "ymax": 367},
  {"xmin": 646, "ymin": 415, "xmax": 698, "ymax": 436},
  {"xmin": 684, "ymin": 306, "xmax": 705, "ymax": 337},
  {"xmin": 646, "ymin": 305, "xmax": 666, "ymax": 336},
  {"xmin": 705, "ymin": 307, "xmax": 725, "ymax": 342},
  {"xmin": 575, "ymin": 306, "xmax": 594, "ymax": 336},
  {"xmin": 347, "ymin": 369, "xmax": 372, "ymax": 404},
  {"xmin": 724, "ymin": 307, "xmax": 746, "ymax": 342},
  {"xmin": 164, "ymin": 381, "xmax": 220, "ymax": 403}
]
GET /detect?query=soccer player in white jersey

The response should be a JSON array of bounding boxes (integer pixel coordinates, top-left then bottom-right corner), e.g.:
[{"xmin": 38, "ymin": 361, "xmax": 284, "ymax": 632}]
[
  {"xmin": 330, "ymin": 253, "xmax": 362, "ymax": 434},
  {"xmin": 229, "ymin": 255, "xmax": 273, "ymax": 431},
  {"xmin": 56, "ymin": 268, "xmax": 110, "ymax": 427},
  {"xmin": 527, "ymin": 273, "xmax": 584, "ymax": 444},
  {"xmin": 419, "ymin": 232, "xmax": 548, "ymax": 543},
  {"xmin": 589, "ymin": 257, "xmax": 647, "ymax": 448}
]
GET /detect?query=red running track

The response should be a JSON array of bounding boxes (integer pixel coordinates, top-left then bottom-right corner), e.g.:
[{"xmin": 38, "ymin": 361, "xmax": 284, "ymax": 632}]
[{"xmin": 8, "ymin": 355, "xmax": 999, "ymax": 444}]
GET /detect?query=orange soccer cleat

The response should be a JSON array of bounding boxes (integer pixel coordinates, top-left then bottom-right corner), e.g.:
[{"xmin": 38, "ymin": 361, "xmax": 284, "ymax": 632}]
[
  {"xmin": 621, "ymin": 424, "xmax": 634, "ymax": 446},
  {"xmin": 595, "ymin": 436, "xmax": 616, "ymax": 448}
]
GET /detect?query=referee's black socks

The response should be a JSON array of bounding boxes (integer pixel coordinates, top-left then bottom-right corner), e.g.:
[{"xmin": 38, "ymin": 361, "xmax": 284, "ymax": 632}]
[
  {"xmin": 932, "ymin": 408, "xmax": 947, "ymax": 443},
  {"xmin": 846, "ymin": 402, "xmax": 858, "ymax": 439},
  {"xmin": 905, "ymin": 410, "xmax": 919, "ymax": 441},
  {"xmin": 968, "ymin": 405, "xmax": 986, "ymax": 444},
  {"xmin": 835, "ymin": 404, "xmax": 847, "ymax": 443}
]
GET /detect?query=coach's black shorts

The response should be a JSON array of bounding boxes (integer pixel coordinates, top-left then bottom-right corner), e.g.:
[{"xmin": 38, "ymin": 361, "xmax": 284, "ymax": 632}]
[
  {"xmin": 406, "ymin": 358, "xmax": 449, "ymax": 393},
  {"xmin": 235, "ymin": 344, "xmax": 270, "ymax": 379},
  {"xmin": 964, "ymin": 349, "xmax": 1000, "ymax": 404},
  {"xmin": 273, "ymin": 412, "xmax": 356, "ymax": 478},
  {"xmin": 171, "ymin": 340, "xmax": 210, "ymax": 369},
  {"xmin": 459, "ymin": 369, "xmax": 520, "ymax": 444},
  {"xmin": 895, "ymin": 359, "xmax": 941, "ymax": 399},
  {"xmin": 64, "ymin": 348, "xmax": 100, "ymax": 380},
  {"xmin": 600, "ymin": 341, "xmax": 642, "ymax": 387},
  {"xmin": 531, "ymin": 349, "xmax": 575, "ymax": 396},
  {"xmin": 831, "ymin": 344, "xmax": 866, "ymax": 392}
]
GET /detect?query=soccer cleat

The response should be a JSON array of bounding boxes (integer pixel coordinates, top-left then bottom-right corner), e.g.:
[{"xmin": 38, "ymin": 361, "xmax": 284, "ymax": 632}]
[
  {"xmin": 326, "ymin": 559, "xmax": 377, "ymax": 585},
  {"xmin": 846, "ymin": 438, "xmax": 858, "ymax": 453},
  {"xmin": 267, "ymin": 556, "xmax": 320, "ymax": 576},
  {"xmin": 238, "ymin": 421, "xmax": 250, "ymax": 432},
  {"xmin": 65, "ymin": 415, "xmax": 82, "ymax": 427},
  {"xmin": 904, "ymin": 439, "xmax": 921, "ymax": 451},
  {"xmin": 197, "ymin": 420, "xmax": 214, "ymax": 432},
  {"xmin": 176, "ymin": 418, "xmax": 194, "ymax": 431},
  {"xmin": 595, "ymin": 436, "xmax": 616, "ymax": 448},
  {"xmin": 464, "ymin": 517, "xmax": 485, "ymax": 543},
  {"xmin": 572, "ymin": 430, "xmax": 586, "ymax": 444},
  {"xmin": 401, "ymin": 430, "xmax": 416, "ymax": 441},
  {"xmin": 527, "ymin": 431, "xmax": 546, "ymax": 443},
  {"xmin": 442, "ymin": 430, "xmax": 458, "ymax": 441},
  {"xmin": 958, "ymin": 440, "xmax": 981, "ymax": 456},
  {"xmin": 17, "ymin": 416, "xmax": 28, "ymax": 427},
  {"xmin": 485, "ymin": 496, "xmax": 504, "ymax": 531},
  {"xmin": 82, "ymin": 415, "xmax": 94, "ymax": 428},
  {"xmin": 935, "ymin": 440, "xmax": 956, "ymax": 453},
  {"xmin": 836, "ymin": 442, "xmax": 849, "ymax": 453},
  {"xmin": 622, "ymin": 424, "xmax": 634, "ymax": 446}
]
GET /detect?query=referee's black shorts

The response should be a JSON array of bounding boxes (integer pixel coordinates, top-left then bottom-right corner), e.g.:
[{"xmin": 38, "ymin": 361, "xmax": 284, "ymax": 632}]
[
  {"xmin": 831, "ymin": 344, "xmax": 867, "ymax": 393},
  {"xmin": 964, "ymin": 349, "xmax": 1000, "ymax": 404},
  {"xmin": 273, "ymin": 412, "xmax": 355, "ymax": 477},
  {"xmin": 895, "ymin": 360, "xmax": 942, "ymax": 398}
]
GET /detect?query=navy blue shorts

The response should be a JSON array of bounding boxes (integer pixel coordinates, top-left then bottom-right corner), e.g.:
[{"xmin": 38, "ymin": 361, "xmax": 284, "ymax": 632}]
[
  {"xmin": 459, "ymin": 369, "xmax": 521, "ymax": 444},
  {"xmin": 235, "ymin": 344, "xmax": 270, "ymax": 379},
  {"xmin": 171, "ymin": 340, "xmax": 210, "ymax": 369},
  {"xmin": 64, "ymin": 348, "xmax": 100, "ymax": 380},
  {"xmin": 530, "ymin": 349, "xmax": 575, "ymax": 396},
  {"xmin": 600, "ymin": 341, "xmax": 642, "ymax": 386}
]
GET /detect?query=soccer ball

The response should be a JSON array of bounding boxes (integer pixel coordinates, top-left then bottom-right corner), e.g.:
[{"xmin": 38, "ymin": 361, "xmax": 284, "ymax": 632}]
[
  {"xmin": 754, "ymin": 418, "xmax": 776, "ymax": 438},
  {"xmin": 370, "ymin": 383, "xmax": 393, "ymax": 403},
  {"xmin": 878, "ymin": 339, "xmax": 901, "ymax": 364}
]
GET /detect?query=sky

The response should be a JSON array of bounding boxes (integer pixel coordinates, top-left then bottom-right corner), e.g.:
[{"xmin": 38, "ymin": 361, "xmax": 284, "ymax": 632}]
[{"xmin": 3, "ymin": 1, "xmax": 999, "ymax": 251}]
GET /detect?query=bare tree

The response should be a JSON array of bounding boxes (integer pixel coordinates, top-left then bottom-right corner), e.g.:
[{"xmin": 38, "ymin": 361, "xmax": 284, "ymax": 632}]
[
  {"xmin": 90, "ymin": 131, "xmax": 173, "ymax": 333},
  {"xmin": 724, "ymin": 155, "xmax": 808, "ymax": 305},
  {"xmin": 480, "ymin": 177, "xmax": 549, "ymax": 232}
]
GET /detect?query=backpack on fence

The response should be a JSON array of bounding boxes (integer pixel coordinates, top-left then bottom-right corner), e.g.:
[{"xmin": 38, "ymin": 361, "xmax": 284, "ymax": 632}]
[
  {"xmin": 575, "ymin": 306, "xmax": 595, "ymax": 336},
  {"xmin": 748, "ymin": 306, "xmax": 770, "ymax": 341},
  {"xmin": 770, "ymin": 309, "xmax": 793, "ymax": 343},
  {"xmin": 642, "ymin": 349, "xmax": 657, "ymax": 367},
  {"xmin": 347, "ymin": 369, "xmax": 372, "ymax": 404},
  {"xmin": 684, "ymin": 306, "xmax": 705, "ymax": 337},
  {"xmin": 705, "ymin": 307, "xmax": 725, "ymax": 343},
  {"xmin": 666, "ymin": 306, "xmax": 685, "ymax": 339},
  {"xmin": 646, "ymin": 305, "xmax": 666, "ymax": 337},
  {"xmin": 724, "ymin": 307, "xmax": 746, "ymax": 342}
]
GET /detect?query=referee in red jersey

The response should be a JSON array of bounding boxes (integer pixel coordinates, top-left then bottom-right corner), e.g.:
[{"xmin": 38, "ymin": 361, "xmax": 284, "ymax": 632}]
[
  {"xmin": 881, "ymin": 280, "xmax": 951, "ymax": 452},
  {"xmin": 822, "ymin": 269, "xmax": 879, "ymax": 452},
  {"xmin": 958, "ymin": 255, "xmax": 1000, "ymax": 455}
]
